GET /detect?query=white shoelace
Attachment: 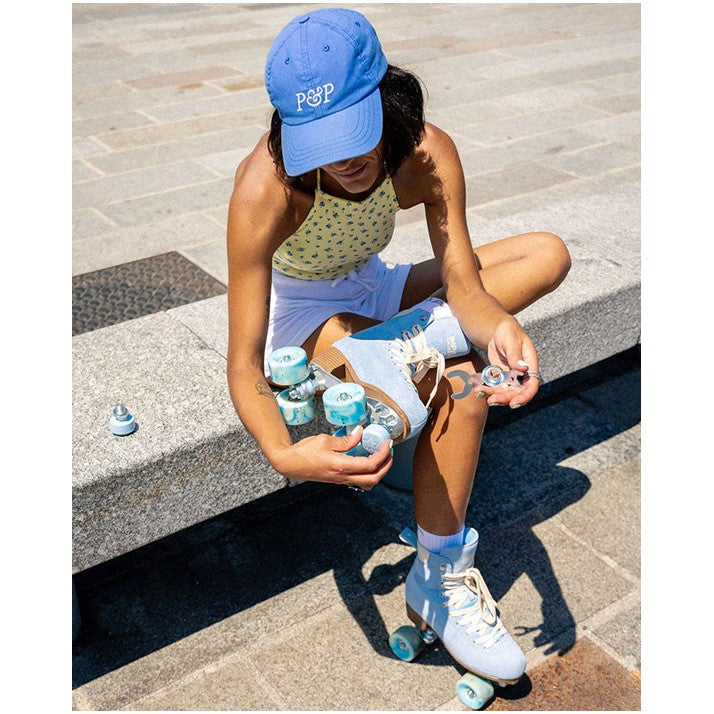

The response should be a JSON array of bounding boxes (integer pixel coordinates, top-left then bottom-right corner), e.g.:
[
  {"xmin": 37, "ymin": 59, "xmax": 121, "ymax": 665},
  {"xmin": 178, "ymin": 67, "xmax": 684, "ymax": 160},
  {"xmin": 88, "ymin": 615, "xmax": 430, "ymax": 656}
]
[
  {"xmin": 389, "ymin": 325, "xmax": 445, "ymax": 408},
  {"xmin": 441, "ymin": 567, "xmax": 508, "ymax": 648},
  {"xmin": 330, "ymin": 270, "xmax": 380, "ymax": 292}
]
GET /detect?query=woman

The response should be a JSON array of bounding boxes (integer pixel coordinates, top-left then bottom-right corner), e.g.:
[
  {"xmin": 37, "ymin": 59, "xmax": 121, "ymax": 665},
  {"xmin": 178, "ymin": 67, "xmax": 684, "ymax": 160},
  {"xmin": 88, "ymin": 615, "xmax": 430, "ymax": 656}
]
[{"xmin": 226, "ymin": 8, "xmax": 571, "ymax": 687}]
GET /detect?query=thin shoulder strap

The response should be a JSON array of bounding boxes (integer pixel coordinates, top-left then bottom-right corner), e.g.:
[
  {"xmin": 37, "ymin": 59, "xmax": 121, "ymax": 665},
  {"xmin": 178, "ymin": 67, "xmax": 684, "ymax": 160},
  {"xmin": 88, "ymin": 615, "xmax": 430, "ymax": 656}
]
[{"xmin": 316, "ymin": 167, "xmax": 321, "ymax": 191}]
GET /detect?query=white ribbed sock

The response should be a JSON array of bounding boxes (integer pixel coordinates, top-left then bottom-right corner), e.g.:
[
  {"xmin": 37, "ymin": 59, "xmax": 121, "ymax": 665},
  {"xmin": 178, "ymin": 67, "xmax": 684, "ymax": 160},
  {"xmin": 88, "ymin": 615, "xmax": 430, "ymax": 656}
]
[{"xmin": 417, "ymin": 524, "xmax": 465, "ymax": 553}]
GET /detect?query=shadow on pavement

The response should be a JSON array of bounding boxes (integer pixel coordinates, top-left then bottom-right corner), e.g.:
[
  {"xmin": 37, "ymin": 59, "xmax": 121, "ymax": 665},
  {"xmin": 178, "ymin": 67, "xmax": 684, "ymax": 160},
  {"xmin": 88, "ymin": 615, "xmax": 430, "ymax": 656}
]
[{"xmin": 73, "ymin": 348, "xmax": 639, "ymax": 691}]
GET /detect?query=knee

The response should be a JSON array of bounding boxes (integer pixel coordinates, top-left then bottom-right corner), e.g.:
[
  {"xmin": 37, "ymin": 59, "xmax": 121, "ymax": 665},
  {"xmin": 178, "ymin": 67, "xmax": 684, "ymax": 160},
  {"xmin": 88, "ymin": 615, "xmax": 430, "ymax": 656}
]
[{"xmin": 532, "ymin": 231, "xmax": 571, "ymax": 291}]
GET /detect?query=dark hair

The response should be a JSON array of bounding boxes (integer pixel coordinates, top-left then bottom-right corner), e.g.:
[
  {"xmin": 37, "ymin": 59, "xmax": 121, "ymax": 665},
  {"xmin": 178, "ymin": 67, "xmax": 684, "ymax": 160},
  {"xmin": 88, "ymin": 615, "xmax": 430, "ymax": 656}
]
[{"xmin": 267, "ymin": 65, "xmax": 426, "ymax": 186}]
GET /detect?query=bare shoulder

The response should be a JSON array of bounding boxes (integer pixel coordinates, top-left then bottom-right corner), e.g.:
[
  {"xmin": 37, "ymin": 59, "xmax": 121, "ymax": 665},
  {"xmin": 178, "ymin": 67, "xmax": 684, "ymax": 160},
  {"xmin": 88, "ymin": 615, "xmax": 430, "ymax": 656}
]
[
  {"xmin": 421, "ymin": 122, "xmax": 461, "ymax": 156},
  {"xmin": 411, "ymin": 122, "xmax": 463, "ymax": 177},
  {"xmin": 393, "ymin": 123, "xmax": 463, "ymax": 207},
  {"xmin": 228, "ymin": 133, "xmax": 296, "ymax": 256},
  {"xmin": 230, "ymin": 133, "xmax": 290, "ymax": 212}
]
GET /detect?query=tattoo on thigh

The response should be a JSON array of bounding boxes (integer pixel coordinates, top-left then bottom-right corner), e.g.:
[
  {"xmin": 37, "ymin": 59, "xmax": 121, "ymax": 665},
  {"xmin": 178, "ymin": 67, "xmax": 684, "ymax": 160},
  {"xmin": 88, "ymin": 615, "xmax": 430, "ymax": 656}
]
[{"xmin": 255, "ymin": 379, "xmax": 274, "ymax": 398}]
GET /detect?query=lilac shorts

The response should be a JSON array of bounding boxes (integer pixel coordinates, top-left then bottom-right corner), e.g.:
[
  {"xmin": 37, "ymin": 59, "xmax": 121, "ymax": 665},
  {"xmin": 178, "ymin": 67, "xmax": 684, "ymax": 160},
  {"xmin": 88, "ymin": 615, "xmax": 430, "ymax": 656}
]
[{"xmin": 264, "ymin": 254, "xmax": 413, "ymax": 376}]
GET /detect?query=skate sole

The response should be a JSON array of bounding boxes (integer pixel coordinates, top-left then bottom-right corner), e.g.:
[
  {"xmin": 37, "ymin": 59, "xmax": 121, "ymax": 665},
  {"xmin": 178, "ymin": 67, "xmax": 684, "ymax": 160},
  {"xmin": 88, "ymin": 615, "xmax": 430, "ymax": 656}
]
[
  {"xmin": 314, "ymin": 345, "xmax": 413, "ymax": 438},
  {"xmin": 406, "ymin": 604, "xmax": 521, "ymax": 687}
]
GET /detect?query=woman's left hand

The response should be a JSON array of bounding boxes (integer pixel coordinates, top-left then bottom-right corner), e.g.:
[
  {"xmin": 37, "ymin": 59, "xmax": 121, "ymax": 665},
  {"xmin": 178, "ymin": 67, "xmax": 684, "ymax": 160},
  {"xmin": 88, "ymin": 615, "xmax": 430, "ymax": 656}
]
[{"xmin": 483, "ymin": 316, "xmax": 541, "ymax": 408}]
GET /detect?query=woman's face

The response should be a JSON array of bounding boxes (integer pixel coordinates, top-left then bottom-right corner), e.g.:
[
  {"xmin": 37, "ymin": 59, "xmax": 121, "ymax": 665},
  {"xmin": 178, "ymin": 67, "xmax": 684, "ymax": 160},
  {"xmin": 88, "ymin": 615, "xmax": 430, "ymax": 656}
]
[{"xmin": 320, "ymin": 138, "xmax": 384, "ymax": 194}]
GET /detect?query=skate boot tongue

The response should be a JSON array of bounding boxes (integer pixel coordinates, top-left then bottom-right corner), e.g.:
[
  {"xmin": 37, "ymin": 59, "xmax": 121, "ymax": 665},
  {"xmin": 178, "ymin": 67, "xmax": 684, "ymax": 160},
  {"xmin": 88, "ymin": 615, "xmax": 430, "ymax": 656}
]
[
  {"xmin": 440, "ymin": 527, "xmax": 479, "ymax": 573},
  {"xmin": 390, "ymin": 327, "xmax": 445, "ymax": 407},
  {"xmin": 439, "ymin": 529, "xmax": 508, "ymax": 648},
  {"xmin": 443, "ymin": 567, "xmax": 505, "ymax": 647}
]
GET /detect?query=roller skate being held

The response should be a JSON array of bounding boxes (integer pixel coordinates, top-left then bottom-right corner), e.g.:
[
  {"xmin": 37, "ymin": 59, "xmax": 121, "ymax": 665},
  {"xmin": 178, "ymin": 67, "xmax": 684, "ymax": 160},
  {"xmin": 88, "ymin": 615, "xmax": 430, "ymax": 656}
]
[
  {"xmin": 389, "ymin": 527, "xmax": 526, "ymax": 710},
  {"xmin": 267, "ymin": 296, "xmax": 473, "ymax": 455}
]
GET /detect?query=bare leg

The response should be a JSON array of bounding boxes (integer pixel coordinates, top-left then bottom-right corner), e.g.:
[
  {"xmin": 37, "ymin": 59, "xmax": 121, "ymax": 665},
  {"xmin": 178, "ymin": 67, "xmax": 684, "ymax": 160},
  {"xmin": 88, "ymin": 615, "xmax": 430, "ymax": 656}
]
[
  {"xmin": 409, "ymin": 353, "xmax": 490, "ymax": 534},
  {"xmin": 402, "ymin": 231, "xmax": 571, "ymax": 534},
  {"xmin": 301, "ymin": 231, "xmax": 571, "ymax": 536},
  {"xmin": 399, "ymin": 231, "xmax": 571, "ymax": 314},
  {"xmin": 300, "ymin": 312, "xmax": 381, "ymax": 361}
]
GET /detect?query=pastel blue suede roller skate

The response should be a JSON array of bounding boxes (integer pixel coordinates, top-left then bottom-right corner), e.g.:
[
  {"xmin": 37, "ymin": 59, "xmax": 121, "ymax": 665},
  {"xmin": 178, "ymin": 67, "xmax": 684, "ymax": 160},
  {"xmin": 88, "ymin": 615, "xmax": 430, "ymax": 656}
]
[
  {"xmin": 389, "ymin": 527, "xmax": 526, "ymax": 710},
  {"xmin": 310, "ymin": 297, "xmax": 472, "ymax": 436},
  {"xmin": 267, "ymin": 297, "xmax": 472, "ymax": 454}
]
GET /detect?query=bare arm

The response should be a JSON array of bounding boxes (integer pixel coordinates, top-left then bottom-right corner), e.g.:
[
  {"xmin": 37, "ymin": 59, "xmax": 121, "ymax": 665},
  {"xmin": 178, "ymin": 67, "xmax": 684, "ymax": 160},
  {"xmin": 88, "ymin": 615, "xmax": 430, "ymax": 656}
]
[
  {"xmin": 413, "ymin": 125, "xmax": 539, "ymax": 405},
  {"xmin": 226, "ymin": 145, "xmax": 393, "ymax": 484},
  {"xmin": 226, "ymin": 153, "xmax": 293, "ymax": 465}
]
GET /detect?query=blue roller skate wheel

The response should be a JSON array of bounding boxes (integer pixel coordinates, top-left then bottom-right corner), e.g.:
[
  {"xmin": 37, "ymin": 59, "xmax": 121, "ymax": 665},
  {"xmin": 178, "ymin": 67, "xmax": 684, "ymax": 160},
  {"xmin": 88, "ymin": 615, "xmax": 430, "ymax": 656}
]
[
  {"xmin": 388, "ymin": 625, "xmax": 425, "ymax": 662},
  {"xmin": 334, "ymin": 425, "xmax": 371, "ymax": 457},
  {"xmin": 361, "ymin": 423, "xmax": 391, "ymax": 453},
  {"xmin": 268, "ymin": 346, "xmax": 310, "ymax": 386},
  {"xmin": 455, "ymin": 673, "xmax": 494, "ymax": 710},
  {"xmin": 276, "ymin": 388, "xmax": 315, "ymax": 425},
  {"xmin": 323, "ymin": 383, "xmax": 367, "ymax": 426}
]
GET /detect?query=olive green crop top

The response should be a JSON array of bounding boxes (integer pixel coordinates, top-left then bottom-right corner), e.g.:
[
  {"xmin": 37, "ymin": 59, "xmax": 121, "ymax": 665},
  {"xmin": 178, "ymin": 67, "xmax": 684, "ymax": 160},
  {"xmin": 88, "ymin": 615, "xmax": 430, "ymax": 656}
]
[{"xmin": 272, "ymin": 168, "xmax": 400, "ymax": 281}]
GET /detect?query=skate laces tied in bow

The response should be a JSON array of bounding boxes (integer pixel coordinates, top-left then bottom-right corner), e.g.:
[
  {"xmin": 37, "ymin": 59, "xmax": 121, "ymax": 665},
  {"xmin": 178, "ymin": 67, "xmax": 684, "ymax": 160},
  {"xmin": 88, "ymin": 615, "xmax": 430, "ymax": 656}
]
[
  {"xmin": 441, "ymin": 567, "xmax": 508, "ymax": 648},
  {"xmin": 390, "ymin": 325, "xmax": 445, "ymax": 408}
]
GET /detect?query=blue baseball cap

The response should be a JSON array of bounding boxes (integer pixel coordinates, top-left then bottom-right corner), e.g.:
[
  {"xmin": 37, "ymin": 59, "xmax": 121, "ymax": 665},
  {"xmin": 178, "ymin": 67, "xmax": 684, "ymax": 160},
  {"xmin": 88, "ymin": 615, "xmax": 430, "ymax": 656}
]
[{"xmin": 265, "ymin": 8, "xmax": 388, "ymax": 176}]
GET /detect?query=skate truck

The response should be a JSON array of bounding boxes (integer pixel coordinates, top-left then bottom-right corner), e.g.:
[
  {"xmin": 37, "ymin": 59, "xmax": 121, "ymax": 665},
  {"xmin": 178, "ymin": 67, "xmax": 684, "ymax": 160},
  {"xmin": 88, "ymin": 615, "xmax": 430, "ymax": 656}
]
[{"xmin": 267, "ymin": 343, "xmax": 400, "ymax": 456}]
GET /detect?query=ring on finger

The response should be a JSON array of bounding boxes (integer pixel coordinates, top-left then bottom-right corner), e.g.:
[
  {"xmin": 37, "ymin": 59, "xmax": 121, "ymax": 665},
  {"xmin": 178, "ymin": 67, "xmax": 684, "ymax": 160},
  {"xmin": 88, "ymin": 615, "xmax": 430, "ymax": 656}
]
[{"xmin": 526, "ymin": 370, "xmax": 543, "ymax": 381}]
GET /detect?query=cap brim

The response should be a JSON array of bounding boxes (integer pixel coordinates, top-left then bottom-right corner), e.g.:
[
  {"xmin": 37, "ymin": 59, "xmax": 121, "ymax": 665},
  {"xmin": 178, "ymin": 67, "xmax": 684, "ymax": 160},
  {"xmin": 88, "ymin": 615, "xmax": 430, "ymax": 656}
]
[{"xmin": 281, "ymin": 87, "xmax": 383, "ymax": 177}]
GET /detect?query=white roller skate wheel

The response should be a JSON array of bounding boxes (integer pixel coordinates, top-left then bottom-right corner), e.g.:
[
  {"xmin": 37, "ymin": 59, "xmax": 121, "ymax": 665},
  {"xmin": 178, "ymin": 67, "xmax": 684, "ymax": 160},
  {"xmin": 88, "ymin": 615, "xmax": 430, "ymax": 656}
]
[
  {"xmin": 361, "ymin": 423, "xmax": 391, "ymax": 453},
  {"xmin": 323, "ymin": 383, "xmax": 367, "ymax": 426},
  {"xmin": 268, "ymin": 346, "xmax": 310, "ymax": 386},
  {"xmin": 275, "ymin": 388, "xmax": 315, "ymax": 425},
  {"xmin": 481, "ymin": 364, "xmax": 506, "ymax": 388}
]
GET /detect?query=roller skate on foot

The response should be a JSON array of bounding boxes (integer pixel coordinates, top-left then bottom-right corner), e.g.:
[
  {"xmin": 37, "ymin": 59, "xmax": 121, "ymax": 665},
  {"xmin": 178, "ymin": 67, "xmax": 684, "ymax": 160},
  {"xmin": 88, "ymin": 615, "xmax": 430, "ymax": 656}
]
[
  {"xmin": 389, "ymin": 527, "xmax": 526, "ymax": 710},
  {"xmin": 267, "ymin": 297, "xmax": 472, "ymax": 454}
]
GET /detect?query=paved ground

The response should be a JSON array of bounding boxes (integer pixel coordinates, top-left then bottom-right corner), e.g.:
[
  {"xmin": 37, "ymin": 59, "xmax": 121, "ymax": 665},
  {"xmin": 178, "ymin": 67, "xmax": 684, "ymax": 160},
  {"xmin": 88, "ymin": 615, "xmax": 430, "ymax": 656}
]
[
  {"xmin": 73, "ymin": 2, "xmax": 640, "ymax": 282},
  {"xmin": 72, "ymin": 3, "xmax": 641, "ymax": 710}
]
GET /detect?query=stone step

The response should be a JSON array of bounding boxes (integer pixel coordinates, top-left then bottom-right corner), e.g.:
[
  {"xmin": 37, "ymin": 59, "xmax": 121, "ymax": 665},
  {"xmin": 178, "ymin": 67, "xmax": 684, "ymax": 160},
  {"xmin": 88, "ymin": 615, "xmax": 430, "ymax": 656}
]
[{"xmin": 72, "ymin": 179, "xmax": 640, "ymax": 573}]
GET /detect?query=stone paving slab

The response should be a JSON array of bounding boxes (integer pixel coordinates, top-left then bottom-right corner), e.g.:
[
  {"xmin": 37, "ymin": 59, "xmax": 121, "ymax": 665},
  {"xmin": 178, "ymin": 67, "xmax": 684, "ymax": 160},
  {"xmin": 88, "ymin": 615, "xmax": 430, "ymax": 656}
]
[
  {"xmin": 454, "ymin": 105, "xmax": 613, "ymax": 146},
  {"xmin": 73, "ymin": 82, "xmax": 224, "ymax": 120},
  {"xmin": 591, "ymin": 602, "xmax": 641, "ymax": 671},
  {"xmin": 123, "ymin": 654, "xmax": 278, "ymax": 711},
  {"xmin": 72, "ymin": 110, "xmax": 156, "ymax": 137},
  {"xmin": 83, "ymin": 126, "xmax": 264, "ymax": 176},
  {"xmin": 554, "ymin": 449, "xmax": 641, "ymax": 578},
  {"xmin": 72, "ymin": 161, "xmax": 219, "ymax": 210},
  {"xmin": 488, "ymin": 637, "xmax": 641, "ymax": 710},
  {"xmin": 455, "ymin": 129, "xmax": 608, "ymax": 178},
  {"xmin": 97, "ymin": 176, "xmax": 234, "ymax": 227},
  {"xmin": 72, "ymin": 213, "xmax": 225, "ymax": 276},
  {"xmin": 465, "ymin": 162, "xmax": 576, "ymax": 207},
  {"xmin": 72, "ymin": 3, "xmax": 640, "ymax": 277},
  {"xmin": 539, "ymin": 140, "xmax": 640, "ymax": 177},
  {"xmin": 72, "ymin": 207, "xmax": 116, "ymax": 241}
]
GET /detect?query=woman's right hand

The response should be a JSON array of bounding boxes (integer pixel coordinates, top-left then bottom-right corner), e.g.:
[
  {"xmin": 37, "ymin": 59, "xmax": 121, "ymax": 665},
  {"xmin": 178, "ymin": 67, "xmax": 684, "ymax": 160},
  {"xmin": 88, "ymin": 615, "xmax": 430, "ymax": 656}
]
[{"xmin": 271, "ymin": 426, "xmax": 394, "ymax": 490}]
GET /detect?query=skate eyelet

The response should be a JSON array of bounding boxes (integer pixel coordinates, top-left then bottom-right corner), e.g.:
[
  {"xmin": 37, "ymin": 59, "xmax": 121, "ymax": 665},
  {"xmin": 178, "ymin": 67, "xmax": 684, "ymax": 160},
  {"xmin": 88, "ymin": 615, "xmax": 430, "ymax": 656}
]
[{"xmin": 439, "ymin": 565, "xmax": 446, "ymax": 572}]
